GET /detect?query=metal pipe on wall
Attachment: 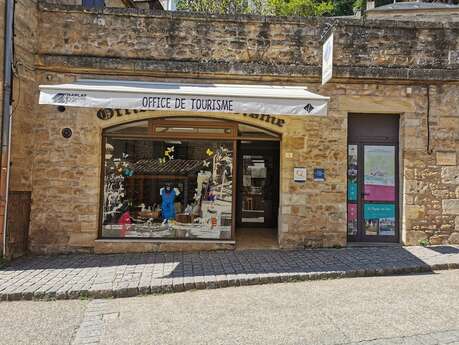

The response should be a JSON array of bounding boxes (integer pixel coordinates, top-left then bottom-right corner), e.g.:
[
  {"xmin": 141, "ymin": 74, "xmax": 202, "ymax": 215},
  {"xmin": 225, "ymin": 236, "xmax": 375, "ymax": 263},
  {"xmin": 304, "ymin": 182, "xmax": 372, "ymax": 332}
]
[{"xmin": 1, "ymin": 0, "xmax": 15, "ymax": 258}]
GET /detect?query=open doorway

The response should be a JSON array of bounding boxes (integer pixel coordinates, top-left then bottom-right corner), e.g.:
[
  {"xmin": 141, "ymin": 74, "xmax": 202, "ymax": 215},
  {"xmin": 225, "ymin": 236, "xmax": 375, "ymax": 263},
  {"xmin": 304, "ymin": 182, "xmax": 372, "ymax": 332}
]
[{"xmin": 236, "ymin": 141, "xmax": 280, "ymax": 249}]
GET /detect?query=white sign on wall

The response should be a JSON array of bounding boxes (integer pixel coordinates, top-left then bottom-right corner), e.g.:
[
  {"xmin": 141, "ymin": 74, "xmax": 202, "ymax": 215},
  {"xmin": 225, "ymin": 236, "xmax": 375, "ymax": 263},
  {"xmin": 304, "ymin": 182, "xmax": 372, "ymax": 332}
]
[
  {"xmin": 293, "ymin": 167, "xmax": 307, "ymax": 182},
  {"xmin": 322, "ymin": 33, "xmax": 333, "ymax": 86}
]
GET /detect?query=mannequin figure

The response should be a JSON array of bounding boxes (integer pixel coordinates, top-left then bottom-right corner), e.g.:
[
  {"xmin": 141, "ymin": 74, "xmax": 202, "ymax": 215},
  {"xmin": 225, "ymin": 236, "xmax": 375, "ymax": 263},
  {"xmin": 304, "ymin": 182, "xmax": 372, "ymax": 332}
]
[{"xmin": 160, "ymin": 183, "xmax": 181, "ymax": 223}]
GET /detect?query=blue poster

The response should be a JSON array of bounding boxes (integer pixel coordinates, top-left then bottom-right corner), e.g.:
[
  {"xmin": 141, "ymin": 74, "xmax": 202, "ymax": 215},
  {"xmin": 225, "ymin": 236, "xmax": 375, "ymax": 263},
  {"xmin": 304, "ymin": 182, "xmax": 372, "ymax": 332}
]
[
  {"xmin": 364, "ymin": 203, "xmax": 395, "ymax": 219},
  {"xmin": 314, "ymin": 168, "xmax": 325, "ymax": 182}
]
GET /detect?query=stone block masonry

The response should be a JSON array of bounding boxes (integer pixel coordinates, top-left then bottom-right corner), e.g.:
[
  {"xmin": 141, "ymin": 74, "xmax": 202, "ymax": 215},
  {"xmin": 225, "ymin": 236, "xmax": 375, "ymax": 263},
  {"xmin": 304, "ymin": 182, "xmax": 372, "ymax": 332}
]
[
  {"xmin": 36, "ymin": 4, "xmax": 459, "ymax": 81},
  {"xmin": 4, "ymin": 3, "xmax": 459, "ymax": 253}
]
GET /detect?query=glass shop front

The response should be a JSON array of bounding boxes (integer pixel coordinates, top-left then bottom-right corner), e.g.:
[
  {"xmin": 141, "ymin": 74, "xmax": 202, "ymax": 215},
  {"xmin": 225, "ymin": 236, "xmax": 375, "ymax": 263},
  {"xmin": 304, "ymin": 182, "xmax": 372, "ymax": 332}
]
[{"xmin": 101, "ymin": 117, "xmax": 280, "ymax": 241}]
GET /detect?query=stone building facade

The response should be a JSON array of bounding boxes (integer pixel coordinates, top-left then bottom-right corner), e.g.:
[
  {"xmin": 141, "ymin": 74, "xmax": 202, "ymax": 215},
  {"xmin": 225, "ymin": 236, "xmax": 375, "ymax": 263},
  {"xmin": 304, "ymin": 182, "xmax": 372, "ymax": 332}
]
[
  {"xmin": 366, "ymin": 1, "xmax": 459, "ymax": 22},
  {"xmin": 1, "ymin": 2, "xmax": 458, "ymax": 254}
]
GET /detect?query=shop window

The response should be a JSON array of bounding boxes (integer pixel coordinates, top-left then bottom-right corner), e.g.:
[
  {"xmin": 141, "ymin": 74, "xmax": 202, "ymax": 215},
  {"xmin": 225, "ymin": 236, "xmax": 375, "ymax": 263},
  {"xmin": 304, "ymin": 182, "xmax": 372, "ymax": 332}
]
[
  {"xmin": 101, "ymin": 117, "xmax": 280, "ymax": 241},
  {"xmin": 102, "ymin": 137, "xmax": 234, "ymax": 240}
]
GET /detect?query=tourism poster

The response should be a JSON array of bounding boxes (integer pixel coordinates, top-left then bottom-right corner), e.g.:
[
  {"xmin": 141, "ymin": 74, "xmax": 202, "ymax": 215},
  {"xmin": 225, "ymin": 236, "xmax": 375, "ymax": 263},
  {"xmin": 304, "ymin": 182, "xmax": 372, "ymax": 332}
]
[
  {"xmin": 364, "ymin": 203, "xmax": 396, "ymax": 236},
  {"xmin": 364, "ymin": 146, "xmax": 395, "ymax": 201}
]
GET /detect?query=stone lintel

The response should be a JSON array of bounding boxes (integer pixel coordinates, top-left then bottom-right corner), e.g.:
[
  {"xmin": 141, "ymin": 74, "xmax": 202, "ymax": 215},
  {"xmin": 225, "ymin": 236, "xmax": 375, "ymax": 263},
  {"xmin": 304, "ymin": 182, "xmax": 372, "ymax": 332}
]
[{"xmin": 36, "ymin": 55, "xmax": 459, "ymax": 83}]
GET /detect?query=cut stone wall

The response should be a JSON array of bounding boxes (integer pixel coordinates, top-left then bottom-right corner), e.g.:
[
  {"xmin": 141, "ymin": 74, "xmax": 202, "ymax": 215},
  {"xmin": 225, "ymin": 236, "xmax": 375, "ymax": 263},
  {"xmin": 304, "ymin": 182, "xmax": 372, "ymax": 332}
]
[
  {"xmin": 36, "ymin": 3, "xmax": 459, "ymax": 81},
  {"xmin": 399, "ymin": 85, "xmax": 459, "ymax": 245},
  {"xmin": 28, "ymin": 73, "xmax": 459, "ymax": 253},
  {"xmin": 0, "ymin": 0, "xmax": 38, "ymax": 255},
  {"xmin": 10, "ymin": 5, "xmax": 459, "ymax": 252},
  {"xmin": 11, "ymin": 0, "xmax": 38, "ymax": 192}
]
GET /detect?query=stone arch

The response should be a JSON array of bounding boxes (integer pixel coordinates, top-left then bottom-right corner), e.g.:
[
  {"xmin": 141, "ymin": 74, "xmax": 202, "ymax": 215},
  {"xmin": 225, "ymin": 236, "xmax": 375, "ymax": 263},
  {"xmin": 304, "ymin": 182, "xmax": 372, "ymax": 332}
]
[{"xmin": 96, "ymin": 109, "xmax": 285, "ymax": 137}]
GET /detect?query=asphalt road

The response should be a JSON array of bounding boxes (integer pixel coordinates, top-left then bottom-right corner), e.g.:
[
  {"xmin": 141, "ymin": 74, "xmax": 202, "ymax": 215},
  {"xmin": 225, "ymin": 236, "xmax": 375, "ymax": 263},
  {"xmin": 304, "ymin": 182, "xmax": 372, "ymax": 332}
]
[
  {"xmin": 0, "ymin": 299, "xmax": 87, "ymax": 345},
  {"xmin": 1, "ymin": 270, "xmax": 458, "ymax": 345}
]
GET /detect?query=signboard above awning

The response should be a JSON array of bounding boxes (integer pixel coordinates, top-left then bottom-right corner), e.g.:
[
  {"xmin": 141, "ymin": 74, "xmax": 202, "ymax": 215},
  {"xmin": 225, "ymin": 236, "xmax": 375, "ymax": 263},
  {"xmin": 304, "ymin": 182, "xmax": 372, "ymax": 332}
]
[{"xmin": 39, "ymin": 79, "xmax": 329, "ymax": 116}]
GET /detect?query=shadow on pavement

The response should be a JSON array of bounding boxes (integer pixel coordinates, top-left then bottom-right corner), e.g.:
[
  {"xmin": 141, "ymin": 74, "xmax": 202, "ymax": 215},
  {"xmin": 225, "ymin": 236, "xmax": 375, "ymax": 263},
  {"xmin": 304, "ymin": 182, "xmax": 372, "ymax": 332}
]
[{"xmin": 0, "ymin": 246, "xmax": 447, "ymax": 279}]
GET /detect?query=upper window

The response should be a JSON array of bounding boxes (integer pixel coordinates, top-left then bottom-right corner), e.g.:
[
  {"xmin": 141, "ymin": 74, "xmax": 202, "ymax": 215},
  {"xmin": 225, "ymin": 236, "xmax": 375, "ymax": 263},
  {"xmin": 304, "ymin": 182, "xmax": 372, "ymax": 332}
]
[{"xmin": 105, "ymin": 117, "xmax": 280, "ymax": 140}]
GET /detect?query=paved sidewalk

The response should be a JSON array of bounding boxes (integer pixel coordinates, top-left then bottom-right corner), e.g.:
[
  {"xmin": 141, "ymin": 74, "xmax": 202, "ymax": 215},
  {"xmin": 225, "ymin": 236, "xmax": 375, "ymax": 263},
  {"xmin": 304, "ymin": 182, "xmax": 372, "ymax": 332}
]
[{"xmin": 0, "ymin": 245, "xmax": 458, "ymax": 301}]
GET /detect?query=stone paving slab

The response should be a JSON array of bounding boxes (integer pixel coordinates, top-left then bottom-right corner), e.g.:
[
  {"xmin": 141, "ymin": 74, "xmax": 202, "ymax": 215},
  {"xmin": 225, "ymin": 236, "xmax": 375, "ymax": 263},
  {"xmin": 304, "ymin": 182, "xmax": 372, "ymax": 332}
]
[{"xmin": 0, "ymin": 245, "xmax": 458, "ymax": 301}]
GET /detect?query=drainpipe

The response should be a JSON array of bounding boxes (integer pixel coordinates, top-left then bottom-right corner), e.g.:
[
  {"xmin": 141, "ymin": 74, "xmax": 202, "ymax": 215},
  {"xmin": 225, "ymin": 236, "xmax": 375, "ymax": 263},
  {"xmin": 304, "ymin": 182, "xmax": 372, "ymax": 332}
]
[{"xmin": 1, "ymin": 0, "xmax": 14, "ymax": 258}]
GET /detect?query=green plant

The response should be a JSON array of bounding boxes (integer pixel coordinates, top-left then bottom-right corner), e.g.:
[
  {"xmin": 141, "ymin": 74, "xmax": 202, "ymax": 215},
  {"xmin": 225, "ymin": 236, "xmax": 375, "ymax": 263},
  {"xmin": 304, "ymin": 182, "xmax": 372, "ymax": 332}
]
[
  {"xmin": 176, "ymin": 0, "xmax": 271, "ymax": 15},
  {"xmin": 419, "ymin": 239, "xmax": 429, "ymax": 247},
  {"xmin": 269, "ymin": 0, "xmax": 335, "ymax": 16},
  {"xmin": 176, "ymin": 0, "xmax": 336, "ymax": 16},
  {"xmin": 352, "ymin": 0, "xmax": 363, "ymax": 12}
]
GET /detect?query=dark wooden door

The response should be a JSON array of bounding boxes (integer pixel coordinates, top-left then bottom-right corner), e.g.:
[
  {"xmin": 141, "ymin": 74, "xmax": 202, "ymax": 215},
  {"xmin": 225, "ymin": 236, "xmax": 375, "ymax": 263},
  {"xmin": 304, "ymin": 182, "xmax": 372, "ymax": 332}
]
[
  {"xmin": 6, "ymin": 191, "xmax": 31, "ymax": 258},
  {"xmin": 237, "ymin": 141, "xmax": 279, "ymax": 228},
  {"xmin": 347, "ymin": 115, "xmax": 400, "ymax": 243}
]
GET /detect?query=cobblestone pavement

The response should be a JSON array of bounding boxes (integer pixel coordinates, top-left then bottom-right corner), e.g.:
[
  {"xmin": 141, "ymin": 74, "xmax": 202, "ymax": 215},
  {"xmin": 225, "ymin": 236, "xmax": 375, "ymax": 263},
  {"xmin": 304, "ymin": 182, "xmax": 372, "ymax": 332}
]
[{"xmin": 0, "ymin": 245, "xmax": 458, "ymax": 301}]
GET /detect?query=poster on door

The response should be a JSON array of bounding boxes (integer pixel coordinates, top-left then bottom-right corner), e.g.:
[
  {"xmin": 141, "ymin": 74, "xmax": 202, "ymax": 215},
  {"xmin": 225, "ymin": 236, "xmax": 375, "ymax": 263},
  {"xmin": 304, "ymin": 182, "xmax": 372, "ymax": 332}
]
[
  {"xmin": 347, "ymin": 145, "xmax": 358, "ymax": 201},
  {"xmin": 364, "ymin": 146, "xmax": 395, "ymax": 201},
  {"xmin": 364, "ymin": 203, "xmax": 395, "ymax": 236},
  {"xmin": 347, "ymin": 203, "xmax": 357, "ymax": 236}
]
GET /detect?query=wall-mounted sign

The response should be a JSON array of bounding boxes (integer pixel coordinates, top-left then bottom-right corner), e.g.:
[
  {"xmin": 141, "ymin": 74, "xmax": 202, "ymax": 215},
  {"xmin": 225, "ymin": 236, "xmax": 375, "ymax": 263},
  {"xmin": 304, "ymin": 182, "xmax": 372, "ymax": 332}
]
[
  {"xmin": 95, "ymin": 108, "xmax": 287, "ymax": 128},
  {"xmin": 313, "ymin": 168, "xmax": 325, "ymax": 182},
  {"xmin": 294, "ymin": 167, "xmax": 307, "ymax": 182},
  {"xmin": 322, "ymin": 33, "xmax": 333, "ymax": 86}
]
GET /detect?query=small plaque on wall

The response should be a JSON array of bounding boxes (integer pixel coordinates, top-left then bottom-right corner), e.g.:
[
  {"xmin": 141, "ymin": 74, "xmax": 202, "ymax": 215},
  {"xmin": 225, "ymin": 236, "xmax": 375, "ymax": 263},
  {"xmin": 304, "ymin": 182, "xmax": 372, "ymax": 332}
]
[
  {"xmin": 294, "ymin": 167, "xmax": 307, "ymax": 182},
  {"xmin": 314, "ymin": 168, "xmax": 325, "ymax": 182}
]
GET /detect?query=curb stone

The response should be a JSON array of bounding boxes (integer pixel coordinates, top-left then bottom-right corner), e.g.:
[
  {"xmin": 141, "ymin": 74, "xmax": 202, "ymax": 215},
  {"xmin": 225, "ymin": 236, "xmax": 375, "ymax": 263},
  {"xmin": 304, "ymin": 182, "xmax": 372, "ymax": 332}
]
[{"xmin": 0, "ymin": 263, "xmax": 451, "ymax": 301}]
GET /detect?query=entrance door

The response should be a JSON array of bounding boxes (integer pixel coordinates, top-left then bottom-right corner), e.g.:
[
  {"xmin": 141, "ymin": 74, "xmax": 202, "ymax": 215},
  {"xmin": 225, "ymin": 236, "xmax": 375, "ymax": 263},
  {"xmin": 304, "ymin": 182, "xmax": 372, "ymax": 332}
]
[
  {"xmin": 237, "ymin": 141, "xmax": 279, "ymax": 228},
  {"xmin": 347, "ymin": 115, "xmax": 399, "ymax": 243}
]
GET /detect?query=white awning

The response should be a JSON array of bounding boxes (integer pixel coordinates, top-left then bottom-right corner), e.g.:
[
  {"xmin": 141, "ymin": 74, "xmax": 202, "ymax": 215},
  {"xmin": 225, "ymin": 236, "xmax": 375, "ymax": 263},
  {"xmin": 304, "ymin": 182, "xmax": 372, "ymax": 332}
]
[{"xmin": 39, "ymin": 79, "xmax": 329, "ymax": 116}]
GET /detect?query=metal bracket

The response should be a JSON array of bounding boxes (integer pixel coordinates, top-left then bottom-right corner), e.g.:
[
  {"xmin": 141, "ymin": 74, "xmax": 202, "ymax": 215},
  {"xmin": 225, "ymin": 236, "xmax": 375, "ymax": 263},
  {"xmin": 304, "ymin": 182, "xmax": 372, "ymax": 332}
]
[{"xmin": 320, "ymin": 20, "xmax": 337, "ymax": 43}]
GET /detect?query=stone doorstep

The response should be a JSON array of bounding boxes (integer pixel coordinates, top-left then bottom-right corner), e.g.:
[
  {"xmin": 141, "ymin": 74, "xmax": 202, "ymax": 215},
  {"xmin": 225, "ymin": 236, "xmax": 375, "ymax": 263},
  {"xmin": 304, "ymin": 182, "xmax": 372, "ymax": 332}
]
[
  {"xmin": 1, "ymin": 263, "xmax": 452, "ymax": 302},
  {"xmin": 93, "ymin": 239, "xmax": 236, "ymax": 254}
]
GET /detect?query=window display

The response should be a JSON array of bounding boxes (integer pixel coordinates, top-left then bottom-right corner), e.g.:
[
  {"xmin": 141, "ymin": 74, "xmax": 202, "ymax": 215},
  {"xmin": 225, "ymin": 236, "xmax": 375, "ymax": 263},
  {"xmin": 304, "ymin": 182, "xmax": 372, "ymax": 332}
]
[{"xmin": 102, "ymin": 138, "xmax": 234, "ymax": 240}]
